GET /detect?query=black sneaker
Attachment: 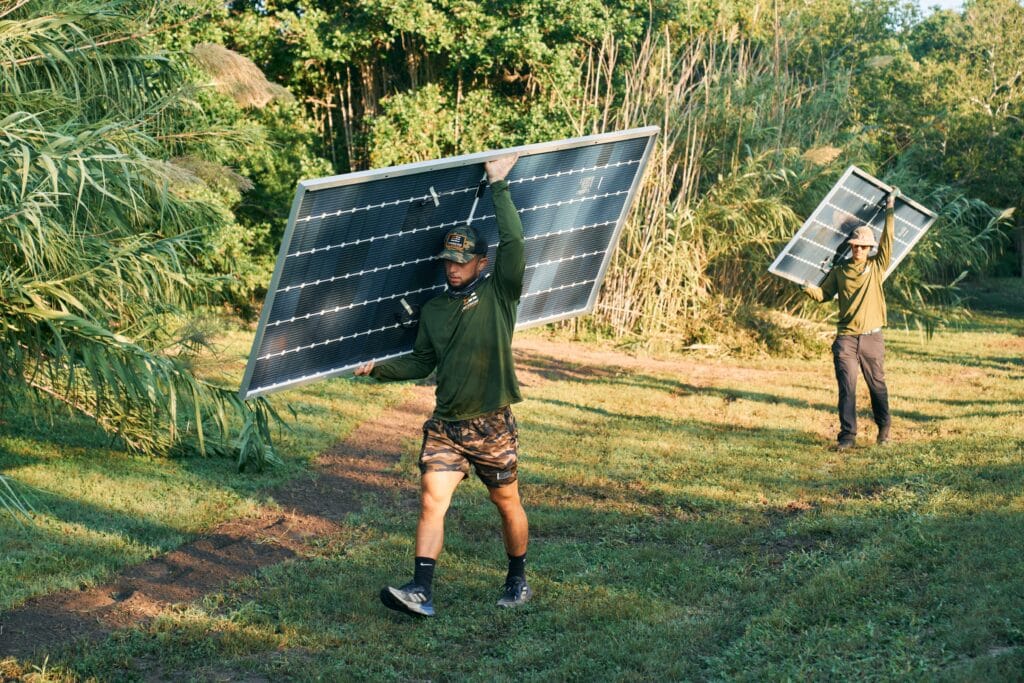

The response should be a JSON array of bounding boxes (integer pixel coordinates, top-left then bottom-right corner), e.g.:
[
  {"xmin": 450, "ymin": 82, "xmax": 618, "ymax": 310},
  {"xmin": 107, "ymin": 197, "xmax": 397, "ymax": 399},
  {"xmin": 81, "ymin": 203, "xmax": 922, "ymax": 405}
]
[
  {"xmin": 833, "ymin": 439, "xmax": 855, "ymax": 451},
  {"xmin": 496, "ymin": 576, "xmax": 533, "ymax": 608},
  {"xmin": 380, "ymin": 582, "xmax": 435, "ymax": 617}
]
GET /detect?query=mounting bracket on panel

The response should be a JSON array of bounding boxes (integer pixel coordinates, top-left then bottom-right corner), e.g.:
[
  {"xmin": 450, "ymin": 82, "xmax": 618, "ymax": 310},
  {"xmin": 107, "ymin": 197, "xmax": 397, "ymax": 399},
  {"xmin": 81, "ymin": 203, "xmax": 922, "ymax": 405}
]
[{"xmin": 464, "ymin": 171, "xmax": 490, "ymax": 227}]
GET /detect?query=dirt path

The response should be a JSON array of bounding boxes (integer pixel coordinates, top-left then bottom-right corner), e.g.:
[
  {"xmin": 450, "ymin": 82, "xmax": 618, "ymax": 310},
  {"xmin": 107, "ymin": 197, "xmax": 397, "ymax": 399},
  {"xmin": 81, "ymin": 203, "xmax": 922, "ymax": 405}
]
[{"xmin": 0, "ymin": 386, "xmax": 434, "ymax": 660}]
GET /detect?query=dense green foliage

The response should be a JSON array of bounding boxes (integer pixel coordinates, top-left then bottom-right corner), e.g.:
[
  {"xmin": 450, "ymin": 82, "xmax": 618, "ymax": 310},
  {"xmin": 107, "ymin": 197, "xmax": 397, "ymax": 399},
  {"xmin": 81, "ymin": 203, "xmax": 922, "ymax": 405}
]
[
  {"xmin": 216, "ymin": 0, "xmax": 1021, "ymax": 341},
  {"xmin": 0, "ymin": 0, "xmax": 282, "ymax": 469},
  {"xmin": 221, "ymin": 0, "xmax": 651, "ymax": 168},
  {"xmin": 857, "ymin": 0, "xmax": 1024, "ymax": 276}
]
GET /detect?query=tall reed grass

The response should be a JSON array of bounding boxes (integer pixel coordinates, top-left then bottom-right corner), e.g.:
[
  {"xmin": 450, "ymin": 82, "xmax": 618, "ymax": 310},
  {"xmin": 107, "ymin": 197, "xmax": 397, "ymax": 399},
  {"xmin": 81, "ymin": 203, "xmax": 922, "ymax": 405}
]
[
  {"xmin": 559, "ymin": 17, "xmax": 1011, "ymax": 345},
  {"xmin": 561, "ymin": 23, "xmax": 851, "ymax": 342}
]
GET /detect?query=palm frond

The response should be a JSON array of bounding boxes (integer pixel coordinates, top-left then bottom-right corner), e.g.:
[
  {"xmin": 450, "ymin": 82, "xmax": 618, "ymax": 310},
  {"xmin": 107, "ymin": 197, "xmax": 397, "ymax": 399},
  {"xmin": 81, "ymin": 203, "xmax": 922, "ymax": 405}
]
[
  {"xmin": 2, "ymin": 297, "xmax": 280, "ymax": 466},
  {"xmin": 1, "ymin": 1, "xmax": 284, "ymax": 487}
]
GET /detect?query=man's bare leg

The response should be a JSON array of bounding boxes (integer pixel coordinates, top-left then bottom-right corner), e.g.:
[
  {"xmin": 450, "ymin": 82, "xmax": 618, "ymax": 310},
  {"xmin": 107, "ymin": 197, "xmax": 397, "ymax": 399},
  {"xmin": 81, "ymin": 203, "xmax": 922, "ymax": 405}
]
[
  {"xmin": 488, "ymin": 480, "xmax": 528, "ymax": 556},
  {"xmin": 489, "ymin": 480, "xmax": 532, "ymax": 607},
  {"xmin": 380, "ymin": 470, "xmax": 463, "ymax": 617},
  {"xmin": 415, "ymin": 471, "xmax": 465, "ymax": 558}
]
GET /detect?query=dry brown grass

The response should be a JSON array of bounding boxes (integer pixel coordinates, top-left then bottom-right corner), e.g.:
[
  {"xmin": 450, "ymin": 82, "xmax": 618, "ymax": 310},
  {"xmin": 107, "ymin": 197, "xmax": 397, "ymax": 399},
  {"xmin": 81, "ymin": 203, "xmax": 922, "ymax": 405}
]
[
  {"xmin": 192, "ymin": 43, "xmax": 293, "ymax": 109},
  {"xmin": 802, "ymin": 145, "xmax": 843, "ymax": 166}
]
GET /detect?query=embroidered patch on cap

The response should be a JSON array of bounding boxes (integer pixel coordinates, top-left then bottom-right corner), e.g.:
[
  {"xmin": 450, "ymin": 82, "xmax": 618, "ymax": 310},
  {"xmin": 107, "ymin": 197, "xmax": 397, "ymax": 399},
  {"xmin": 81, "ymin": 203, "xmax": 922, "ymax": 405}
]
[{"xmin": 445, "ymin": 233, "xmax": 466, "ymax": 250}]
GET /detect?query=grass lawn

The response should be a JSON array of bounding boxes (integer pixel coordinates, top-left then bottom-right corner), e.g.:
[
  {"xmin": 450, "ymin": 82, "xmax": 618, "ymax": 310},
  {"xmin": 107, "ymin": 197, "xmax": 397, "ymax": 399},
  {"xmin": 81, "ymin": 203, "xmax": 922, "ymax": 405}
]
[{"xmin": 2, "ymin": 280, "xmax": 1023, "ymax": 681}]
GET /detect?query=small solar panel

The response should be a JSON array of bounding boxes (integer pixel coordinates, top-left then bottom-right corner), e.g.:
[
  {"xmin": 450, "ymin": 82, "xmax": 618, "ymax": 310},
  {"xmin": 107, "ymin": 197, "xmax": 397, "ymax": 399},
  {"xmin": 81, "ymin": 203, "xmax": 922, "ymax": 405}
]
[
  {"xmin": 240, "ymin": 127, "xmax": 659, "ymax": 398},
  {"xmin": 769, "ymin": 166, "xmax": 937, "ymax": 286}
]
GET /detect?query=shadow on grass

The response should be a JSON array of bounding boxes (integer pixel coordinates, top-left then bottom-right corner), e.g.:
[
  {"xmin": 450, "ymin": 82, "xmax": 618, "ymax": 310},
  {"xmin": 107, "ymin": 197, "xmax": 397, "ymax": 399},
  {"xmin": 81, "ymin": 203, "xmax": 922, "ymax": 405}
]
[
  {"xmin": 526, "ymin": 395, "xmax": 829, "ymax": 452},
  {"xmin": 0, "ymin": 400, "xmax": 122, "ymax": 452},
  {"xmin": 0, "ymin": 442, "xmax": 200, "ymax": 615},
  {"xmin": 517, "ymin": 350, "xmax": 940, "ymax": 423},
  {"xmin": 889, "ymin": 344, "xmax": 1024, "ymax": 374},
  {"xmin": 0, "ymin": 482, "xmax": 190, "ymax": 545}
]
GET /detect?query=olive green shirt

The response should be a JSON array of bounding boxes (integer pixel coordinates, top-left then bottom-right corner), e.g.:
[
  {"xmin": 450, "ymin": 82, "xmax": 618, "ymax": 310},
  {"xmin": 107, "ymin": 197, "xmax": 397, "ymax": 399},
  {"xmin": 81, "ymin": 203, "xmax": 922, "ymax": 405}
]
[
  {"xmin": 804, "ymin": 207, "xmax": 894, "ymax": 335},
  {"xmin": 370, "ymin": 179, "xmax": 525, "ymax": 420}
]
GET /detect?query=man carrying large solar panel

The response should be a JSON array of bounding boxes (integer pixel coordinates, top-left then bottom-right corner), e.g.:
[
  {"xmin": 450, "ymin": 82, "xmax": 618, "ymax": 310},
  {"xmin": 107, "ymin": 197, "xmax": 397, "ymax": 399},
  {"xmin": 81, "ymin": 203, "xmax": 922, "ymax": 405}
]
[
  {"xmin": 802, "ymin": 188, "xmax": 899, "ymax": 450},
  {"xmin": 354, "ymin": 153, "xmax": 531, "ymax": 617}
]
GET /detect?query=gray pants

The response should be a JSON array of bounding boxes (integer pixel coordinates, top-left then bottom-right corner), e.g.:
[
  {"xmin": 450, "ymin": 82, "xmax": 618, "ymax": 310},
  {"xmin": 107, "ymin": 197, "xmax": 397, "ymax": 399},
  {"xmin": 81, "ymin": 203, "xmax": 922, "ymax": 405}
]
[{"xmin": 831, "ymin": 330, "xmax": 890, "ymax": 444}]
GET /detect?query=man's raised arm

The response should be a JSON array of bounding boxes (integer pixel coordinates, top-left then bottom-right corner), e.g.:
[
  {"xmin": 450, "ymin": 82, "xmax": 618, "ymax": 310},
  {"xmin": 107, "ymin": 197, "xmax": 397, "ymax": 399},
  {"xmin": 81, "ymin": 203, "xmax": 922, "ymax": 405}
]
[
  {"xmin": 874, "ymin": 189, "xmax": 897, "ymax": 272},
  {"xmin": 485, "ymin": 154, "xmax": 525, "ymax": 300}
]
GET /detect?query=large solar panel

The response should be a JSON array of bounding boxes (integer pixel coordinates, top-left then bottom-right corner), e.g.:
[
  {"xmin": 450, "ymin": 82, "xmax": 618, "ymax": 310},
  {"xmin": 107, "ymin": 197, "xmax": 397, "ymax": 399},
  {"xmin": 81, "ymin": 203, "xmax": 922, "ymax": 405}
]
[
  {"xmin": 769, "ymin": 166, "xmax": 937, "ymax": 286},
  {"xmin": 240, "ymin": 127, "xmax": 659, "ymax": 399}
]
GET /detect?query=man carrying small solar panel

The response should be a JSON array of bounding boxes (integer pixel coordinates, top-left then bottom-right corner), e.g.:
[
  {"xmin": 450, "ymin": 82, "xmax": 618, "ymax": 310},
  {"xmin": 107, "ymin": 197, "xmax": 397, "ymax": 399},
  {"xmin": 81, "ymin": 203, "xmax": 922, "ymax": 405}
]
[
  {"xmin": 802, "ymin": 188, "xmax": 898, "ymax": 450},
  {"xmin": 354, "ymin": 153, "xmax": 531, "ymax": 617}
]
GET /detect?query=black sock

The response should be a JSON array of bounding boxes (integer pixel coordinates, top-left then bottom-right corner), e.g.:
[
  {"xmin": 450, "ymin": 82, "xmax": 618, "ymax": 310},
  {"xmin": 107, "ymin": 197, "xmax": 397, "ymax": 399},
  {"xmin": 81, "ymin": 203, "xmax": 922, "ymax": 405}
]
[
  {"xmin": 506, "ymin": 553, "xmax": 527, "ymax": 582},
  {"xmin": 413, "ymin": 556, "xmax": 435, "ymax": 593}
]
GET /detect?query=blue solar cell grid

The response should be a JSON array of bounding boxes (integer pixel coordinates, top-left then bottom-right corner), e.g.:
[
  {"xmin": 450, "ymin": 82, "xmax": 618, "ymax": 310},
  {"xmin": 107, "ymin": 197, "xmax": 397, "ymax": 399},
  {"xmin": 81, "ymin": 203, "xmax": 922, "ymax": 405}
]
[
  {"xmin": 240, "ymin": 128, "xmax": 658, "ymax": 398},
  {"xmin": 769, "ymin": 166, "xmax": 937, "ymax": 287}
]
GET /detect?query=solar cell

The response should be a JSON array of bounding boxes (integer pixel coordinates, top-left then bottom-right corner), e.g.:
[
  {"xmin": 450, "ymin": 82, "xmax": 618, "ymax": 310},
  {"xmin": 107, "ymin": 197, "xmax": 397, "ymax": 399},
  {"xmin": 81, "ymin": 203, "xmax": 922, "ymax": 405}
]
[
  {"xmin": 769, "ymin": 166, "xmax": 937, "ymax": 286},
  {"xmin": 240, "ymin": 127, "xmax": 659, "ymax": 399}
]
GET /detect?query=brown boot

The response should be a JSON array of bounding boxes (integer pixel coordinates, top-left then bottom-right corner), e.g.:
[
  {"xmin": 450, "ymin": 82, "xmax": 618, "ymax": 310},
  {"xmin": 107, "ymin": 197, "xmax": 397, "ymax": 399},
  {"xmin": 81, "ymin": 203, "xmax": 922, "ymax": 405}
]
[{"xmin": 876, "ymin": 424, "xmax": 891, "ymax": 445}]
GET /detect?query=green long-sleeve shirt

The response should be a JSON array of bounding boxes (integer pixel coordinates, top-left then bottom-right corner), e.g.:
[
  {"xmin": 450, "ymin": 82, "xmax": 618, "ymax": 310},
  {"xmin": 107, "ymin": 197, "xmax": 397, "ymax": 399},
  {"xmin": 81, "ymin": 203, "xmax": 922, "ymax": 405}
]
[
  {"xmin": 370, "ymin": 179, "xmax": 525, "ymax": 420},
  {"xmin": 804, "ymin": 207, "xmax": 894, "ymax": 335}
]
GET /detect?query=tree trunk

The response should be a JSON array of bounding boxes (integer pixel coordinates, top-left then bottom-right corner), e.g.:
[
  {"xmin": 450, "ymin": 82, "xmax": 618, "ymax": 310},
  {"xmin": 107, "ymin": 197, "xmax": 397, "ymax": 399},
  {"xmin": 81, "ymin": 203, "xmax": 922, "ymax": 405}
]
[
  {"xmin": 338, "ymin": 67, "xmax": 356, "ymax": 173},
  {"xmin": 1017, "ymin": 222, "xmax": 1023, "ymax": 277}
]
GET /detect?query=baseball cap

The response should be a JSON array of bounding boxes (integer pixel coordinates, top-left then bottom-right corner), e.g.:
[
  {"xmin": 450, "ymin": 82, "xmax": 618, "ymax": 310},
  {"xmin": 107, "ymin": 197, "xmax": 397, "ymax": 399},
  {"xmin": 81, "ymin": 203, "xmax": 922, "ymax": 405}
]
[
  {"xmin": 847, "ymin": 225, "xmax": 878, "ymax": 247},
  {"xmin": 438, "ymin": 225, "xmax": 488, "ymax": 263}
]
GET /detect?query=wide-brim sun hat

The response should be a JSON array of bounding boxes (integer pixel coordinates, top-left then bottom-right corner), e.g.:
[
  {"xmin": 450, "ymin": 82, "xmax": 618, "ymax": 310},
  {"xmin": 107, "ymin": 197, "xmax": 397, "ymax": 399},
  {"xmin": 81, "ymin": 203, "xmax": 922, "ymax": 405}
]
[{"xmin": 847, "ymin": 225, "xmax": 878, "ymax": 247}]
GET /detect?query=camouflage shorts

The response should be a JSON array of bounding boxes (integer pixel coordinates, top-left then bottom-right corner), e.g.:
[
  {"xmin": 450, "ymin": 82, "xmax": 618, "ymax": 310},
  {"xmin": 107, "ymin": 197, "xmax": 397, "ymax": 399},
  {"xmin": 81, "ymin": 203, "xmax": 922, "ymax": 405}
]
[{"xmin": 419, "ymin": 406, "xmax": 519, "ymax": 488}]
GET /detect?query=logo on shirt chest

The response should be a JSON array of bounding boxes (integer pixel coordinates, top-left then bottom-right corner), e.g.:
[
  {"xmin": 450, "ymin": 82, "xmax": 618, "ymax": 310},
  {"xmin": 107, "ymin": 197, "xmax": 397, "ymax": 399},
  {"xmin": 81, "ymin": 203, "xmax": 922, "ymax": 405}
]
[{"xmin": 461, "ymin": 291, "xmax": 479, "ymax": 311}]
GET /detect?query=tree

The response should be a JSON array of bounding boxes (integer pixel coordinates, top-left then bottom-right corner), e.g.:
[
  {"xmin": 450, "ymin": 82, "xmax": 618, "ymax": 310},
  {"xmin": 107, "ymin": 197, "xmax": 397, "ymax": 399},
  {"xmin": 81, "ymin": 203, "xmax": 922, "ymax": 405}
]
[
  {"xmin": 221, "ymin": 0, "xmax": 651, "ymax": 170},
  {"xmin": 0, "ymin": 0, "xmax": 281, "ymax": 487},
  {"xmin": 864, "ymin": 0, "xmax": 1024, "ymax": 275}
]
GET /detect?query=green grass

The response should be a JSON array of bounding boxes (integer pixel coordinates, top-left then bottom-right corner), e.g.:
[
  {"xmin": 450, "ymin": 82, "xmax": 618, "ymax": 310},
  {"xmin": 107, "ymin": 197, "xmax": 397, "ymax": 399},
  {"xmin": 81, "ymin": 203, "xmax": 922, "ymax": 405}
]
[{"xmin": 3, "ymin": 280, "xmax": 1024, "ymax": 680}]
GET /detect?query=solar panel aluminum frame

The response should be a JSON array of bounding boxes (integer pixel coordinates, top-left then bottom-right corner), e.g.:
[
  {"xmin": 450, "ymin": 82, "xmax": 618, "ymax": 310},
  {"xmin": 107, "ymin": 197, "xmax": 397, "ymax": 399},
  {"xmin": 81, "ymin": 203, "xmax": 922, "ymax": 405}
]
[
  {"xmin": 768, "ymin": 165, "xmax": 938, "ymax": 287},
  {"xmin": 239, "ymin": 126, "xmax": 659, "ymax": 400}
]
